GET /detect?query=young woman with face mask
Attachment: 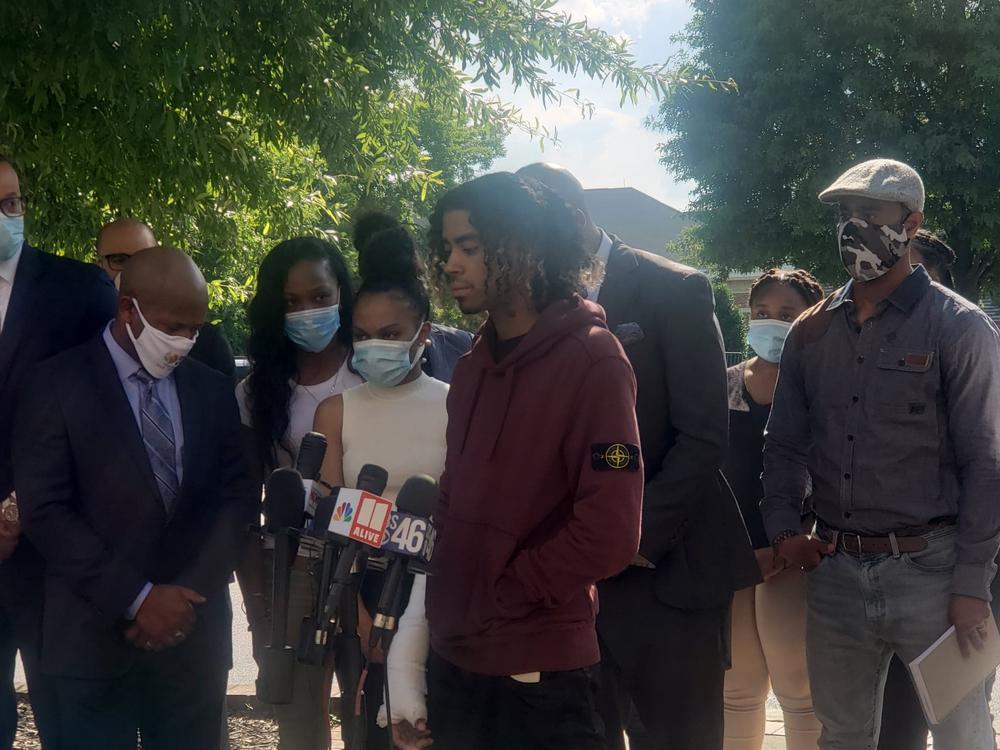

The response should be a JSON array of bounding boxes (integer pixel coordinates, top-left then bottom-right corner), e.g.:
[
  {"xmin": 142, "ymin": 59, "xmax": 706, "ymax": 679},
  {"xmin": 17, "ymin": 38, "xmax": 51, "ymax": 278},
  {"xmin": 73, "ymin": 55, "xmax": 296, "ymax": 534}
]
[
  {"xmin": 724, "ymin": 269, "xmax": 825, "ymax": 750},
  {"xmin": 235, "ymin": 237, "xmax": 360, "ymax": 750},
  {"xmin": 312, "ymin": 223, "xmax": 449, "ymax": 750}
]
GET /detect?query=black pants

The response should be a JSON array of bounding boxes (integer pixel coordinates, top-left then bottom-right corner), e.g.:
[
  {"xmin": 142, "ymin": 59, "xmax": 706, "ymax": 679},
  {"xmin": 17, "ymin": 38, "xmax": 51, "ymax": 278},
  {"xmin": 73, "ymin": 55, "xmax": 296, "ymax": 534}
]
[
  {"xmin": 597, "ymin": 568, "xmax": 731, "ymax": 750},
  {"xmin": 426, "ymin": 651, "xmax": 604, "ymax": 750},
  {"xmin": 364, "ymin": 663, "xmax": 389, "ymax": 750},
  {"xmin": 52, "ymin": 650, "xmax": 228, "ymax": 750},
  {"xmin": 0, "ymin": 594, "xmax": 60, "ymax": 750}
]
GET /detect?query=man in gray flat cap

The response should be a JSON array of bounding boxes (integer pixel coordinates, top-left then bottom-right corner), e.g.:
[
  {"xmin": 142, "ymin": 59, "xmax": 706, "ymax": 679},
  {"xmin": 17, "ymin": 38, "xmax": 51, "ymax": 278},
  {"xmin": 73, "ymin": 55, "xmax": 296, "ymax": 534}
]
[{"xmin": 761, "ymin": 158, "xmax": 1000, "ymax": 749}]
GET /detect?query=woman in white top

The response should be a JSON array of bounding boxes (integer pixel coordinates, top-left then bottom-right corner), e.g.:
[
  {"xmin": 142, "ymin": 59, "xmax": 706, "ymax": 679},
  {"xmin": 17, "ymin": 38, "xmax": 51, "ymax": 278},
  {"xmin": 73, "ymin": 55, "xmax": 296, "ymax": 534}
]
[
  {"xmin": 313, "ymin": 216, "xmax": 449, "ymax": 750},
  {"xmin": 235, "ymin": 236, "xmax": 362, "ymax": 750}
]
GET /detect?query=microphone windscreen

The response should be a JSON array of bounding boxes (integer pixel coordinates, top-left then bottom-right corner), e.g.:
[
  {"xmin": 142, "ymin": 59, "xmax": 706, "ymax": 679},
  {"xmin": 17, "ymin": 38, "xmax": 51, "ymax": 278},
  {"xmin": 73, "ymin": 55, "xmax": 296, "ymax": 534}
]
[
  {"xmin": 296, "ymin": 432, "xmax": 328, "ymax": 481},
  {"xmin": 395, "ymin": 475, "xmax": 438, "ymax": 518},
  {"xmin": 313, "ymin": 494, "xmax": 338, "ymax": 531},
  {"xmin": 356, "ymin": 464, "xmax": 389, "ymax": 496},
  {"xmin": 263, "ymin": 468, "xmax": 306, "ymax": 532}
]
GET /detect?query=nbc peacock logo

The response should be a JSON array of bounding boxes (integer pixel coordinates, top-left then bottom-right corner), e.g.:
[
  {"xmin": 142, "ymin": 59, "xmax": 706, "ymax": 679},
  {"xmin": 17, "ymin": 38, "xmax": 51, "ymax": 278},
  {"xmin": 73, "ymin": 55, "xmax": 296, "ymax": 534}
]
[{"xmin": 333, "ymin": 502, "xmax": 354, "ymax": 523}]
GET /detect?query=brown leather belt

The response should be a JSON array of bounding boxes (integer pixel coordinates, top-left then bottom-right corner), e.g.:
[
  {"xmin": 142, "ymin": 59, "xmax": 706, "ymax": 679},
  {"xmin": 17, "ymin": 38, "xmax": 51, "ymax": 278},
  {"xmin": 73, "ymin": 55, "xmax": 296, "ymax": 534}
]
[
  {"xmin": 815, "ymin": 519, "xmax": 955, "ymax": 557},
  {"xmin": 826, "ymin": 531, "xmax": 928, "ymax": 556}
]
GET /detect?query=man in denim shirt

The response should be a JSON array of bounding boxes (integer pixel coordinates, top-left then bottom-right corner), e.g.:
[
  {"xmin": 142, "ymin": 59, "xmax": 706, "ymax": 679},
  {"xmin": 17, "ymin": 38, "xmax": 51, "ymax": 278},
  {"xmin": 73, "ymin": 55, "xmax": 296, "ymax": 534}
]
[{"xmin": 762, "ymin": 159, "xmax": 1000, "ymax": 750}]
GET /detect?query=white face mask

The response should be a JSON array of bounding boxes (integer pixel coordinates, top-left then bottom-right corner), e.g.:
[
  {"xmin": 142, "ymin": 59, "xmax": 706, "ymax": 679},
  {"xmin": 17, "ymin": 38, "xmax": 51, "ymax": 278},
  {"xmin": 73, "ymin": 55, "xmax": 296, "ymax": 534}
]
[{"xmin": 126, "ymin": 298, "xmax": 199, "ymax": 379}]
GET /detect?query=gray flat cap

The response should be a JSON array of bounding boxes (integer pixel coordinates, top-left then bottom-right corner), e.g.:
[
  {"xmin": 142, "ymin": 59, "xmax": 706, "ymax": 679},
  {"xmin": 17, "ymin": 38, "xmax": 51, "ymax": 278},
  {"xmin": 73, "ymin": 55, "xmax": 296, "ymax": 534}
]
[{"xmin": 819, "ymin": 158, "xmax": 925, "ymax": 213}]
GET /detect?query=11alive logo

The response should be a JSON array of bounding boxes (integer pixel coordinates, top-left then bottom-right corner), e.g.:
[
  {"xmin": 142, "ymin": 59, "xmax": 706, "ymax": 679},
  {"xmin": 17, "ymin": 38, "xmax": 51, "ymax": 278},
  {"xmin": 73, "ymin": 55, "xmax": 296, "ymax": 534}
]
[{"xmin": 348, "ymin": 491, "xmax": 393, "ymax": 547}]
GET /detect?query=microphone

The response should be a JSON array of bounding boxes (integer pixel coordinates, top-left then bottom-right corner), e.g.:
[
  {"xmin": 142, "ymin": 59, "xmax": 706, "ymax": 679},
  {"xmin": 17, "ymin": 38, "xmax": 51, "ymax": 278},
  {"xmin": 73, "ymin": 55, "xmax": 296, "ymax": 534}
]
[
  {"xmin": 369, "ymin": 475, "xmax": 437, "ymax": 650},
  {"xmin": 321, "ymin": 464, "xmax": 389, "ymax": 625},
  {"xmin": 259, "ymin": 467, "xmax": 307, "ymax": 704},
  {"xmin": 295, "ymin": 431, "xmax": 328, "ymax": 480},
  {"xmin": 295, "ymin": 432, "xmax": 328, "ymax": 521},
  {"xmin": 327, "ymin": 465, "xmax": 388, "ymax": 750},
  {"xmin": 263, "ymin": 468, "xmax": 307, "ymax": 533},
  {"xmin": 297, "ymin": 494, "xmax": 342, "ymax": 665}
]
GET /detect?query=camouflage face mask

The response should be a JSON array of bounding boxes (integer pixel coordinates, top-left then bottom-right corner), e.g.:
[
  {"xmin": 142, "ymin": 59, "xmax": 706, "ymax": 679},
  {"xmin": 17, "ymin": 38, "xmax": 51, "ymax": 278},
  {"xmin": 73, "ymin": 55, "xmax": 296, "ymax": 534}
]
[{"xmin": 837, "ymin": 216, "xmax": 910, "ymax": 282}]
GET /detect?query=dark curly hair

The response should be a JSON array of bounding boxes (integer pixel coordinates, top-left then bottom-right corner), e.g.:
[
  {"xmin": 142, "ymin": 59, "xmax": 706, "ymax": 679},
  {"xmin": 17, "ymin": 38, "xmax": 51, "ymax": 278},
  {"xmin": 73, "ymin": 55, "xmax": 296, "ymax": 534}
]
[
  {"xmin": 428, "ymin": 172, "xmax": 591, "ymax": 310},
  {"xmin": 245, "ymin": 237, "xmax": 354, "ymax": 470},
  {"xmin": 749, "ymin": 268, "xmax": 825, "ymax": 308},
  {"xmin": 354, "ymin": 211, "xmax": 432, "ymax": 323},
  {"xmin": 911, "ymin": 229, "xmax": 956, "ymax": 289}
]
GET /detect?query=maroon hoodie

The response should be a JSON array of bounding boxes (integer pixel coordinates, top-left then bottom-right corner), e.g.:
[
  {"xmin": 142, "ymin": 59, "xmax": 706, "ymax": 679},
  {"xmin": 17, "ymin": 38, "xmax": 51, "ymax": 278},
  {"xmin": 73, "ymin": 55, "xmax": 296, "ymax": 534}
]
[{"xmin": 426, "ymin": 297, "xmax": 643, "ymax": 676}]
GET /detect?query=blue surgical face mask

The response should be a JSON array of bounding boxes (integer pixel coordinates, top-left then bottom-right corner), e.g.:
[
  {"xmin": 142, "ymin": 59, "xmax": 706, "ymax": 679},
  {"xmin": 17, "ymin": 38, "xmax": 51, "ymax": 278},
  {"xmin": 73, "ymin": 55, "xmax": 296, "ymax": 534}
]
[
  {"xmin": 352, "ymin": 326, "xmax": 427, "ymax": 388},
  {"xmin": 285, "ymin": 305, "xmax": 341, "ymax": 353},
  {"xmin": 0, "ymin": 216, "xmax": 24, "ymax": 262},
  {"xmin": 747, "ymin": 319, "xmax": 792, "ymax": 364}
]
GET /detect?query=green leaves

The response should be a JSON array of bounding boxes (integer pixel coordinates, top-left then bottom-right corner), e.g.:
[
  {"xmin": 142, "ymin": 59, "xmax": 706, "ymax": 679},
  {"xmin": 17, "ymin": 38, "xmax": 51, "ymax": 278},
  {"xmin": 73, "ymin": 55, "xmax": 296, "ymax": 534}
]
[
  {"xmin": 1, "ymin": 0, "xmax": 705, "ymax": 348},
  {"xmin": 653, "ymin": 0, "xmax": 1000, "ymax": 298}
]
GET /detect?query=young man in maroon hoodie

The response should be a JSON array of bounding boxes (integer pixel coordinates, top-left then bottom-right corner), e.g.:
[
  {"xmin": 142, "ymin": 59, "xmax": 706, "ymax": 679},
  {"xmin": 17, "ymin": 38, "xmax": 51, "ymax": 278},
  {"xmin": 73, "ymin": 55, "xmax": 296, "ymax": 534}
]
[{"xmin": 420, "ymin": 172, "xmax": 644, "ymax": 750}]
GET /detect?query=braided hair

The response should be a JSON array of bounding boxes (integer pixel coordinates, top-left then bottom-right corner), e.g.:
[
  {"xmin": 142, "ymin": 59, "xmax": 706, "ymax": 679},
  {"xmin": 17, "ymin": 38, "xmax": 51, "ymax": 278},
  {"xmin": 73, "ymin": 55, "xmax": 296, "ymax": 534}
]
[
  {"xmin": 749, "ymin": 268, "xmax": 825, "ymax": 308},
  {"xmin": 911, "ymin": 230, "xmax": 956, "ymax": 289}
]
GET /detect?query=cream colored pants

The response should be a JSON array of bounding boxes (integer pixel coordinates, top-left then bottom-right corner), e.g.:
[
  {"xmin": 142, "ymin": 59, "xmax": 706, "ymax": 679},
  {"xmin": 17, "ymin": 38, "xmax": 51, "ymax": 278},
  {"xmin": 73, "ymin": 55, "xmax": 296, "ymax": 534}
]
[{"xmin": 724, "ymin": 568, "xmax": 820, "ymax": 750}]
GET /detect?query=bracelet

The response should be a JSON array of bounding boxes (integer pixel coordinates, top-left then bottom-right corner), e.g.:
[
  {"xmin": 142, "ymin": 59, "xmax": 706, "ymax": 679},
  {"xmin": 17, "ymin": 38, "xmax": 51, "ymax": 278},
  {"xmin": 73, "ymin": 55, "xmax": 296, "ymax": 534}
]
[{"xmin": 771, "ymin": 529, "xmax": 798, "ymax": 559}]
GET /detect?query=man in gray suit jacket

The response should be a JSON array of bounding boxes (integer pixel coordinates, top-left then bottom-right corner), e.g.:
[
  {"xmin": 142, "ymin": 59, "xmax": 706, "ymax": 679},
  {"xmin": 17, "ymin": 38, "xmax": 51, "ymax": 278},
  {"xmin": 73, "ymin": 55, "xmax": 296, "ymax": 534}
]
[{"xmin": 519, "ymin": 164, "xmax": 759, "ymax": 750}]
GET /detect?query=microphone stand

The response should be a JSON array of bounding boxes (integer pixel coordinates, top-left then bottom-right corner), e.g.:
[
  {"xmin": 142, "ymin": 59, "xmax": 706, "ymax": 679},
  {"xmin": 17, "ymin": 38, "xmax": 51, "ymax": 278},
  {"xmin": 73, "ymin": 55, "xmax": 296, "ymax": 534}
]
[
  {"xmin": 334, "ymin": 568, "xmax": 367, "ymax": 750},
  {"xmin": 259, "ymin": 527, "xmax": 298, "ymax": 704}
]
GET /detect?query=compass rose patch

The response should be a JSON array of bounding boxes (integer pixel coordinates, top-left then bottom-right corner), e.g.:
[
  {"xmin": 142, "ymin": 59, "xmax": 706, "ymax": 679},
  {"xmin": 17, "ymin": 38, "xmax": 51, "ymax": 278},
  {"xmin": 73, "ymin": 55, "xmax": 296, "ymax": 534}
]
[{"xmin": 591, "ymin": 443, "xmax": 640, "ymax": 472}]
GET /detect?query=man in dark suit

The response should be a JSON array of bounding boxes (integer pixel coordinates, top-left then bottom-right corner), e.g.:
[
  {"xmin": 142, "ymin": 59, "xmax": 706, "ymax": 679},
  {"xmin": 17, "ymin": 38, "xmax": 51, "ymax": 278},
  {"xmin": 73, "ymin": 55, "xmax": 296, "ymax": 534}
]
[
  {"xmin": 0, "ymin": 156, "xmax": 117, "ymax": 748},
  {"xmin": 13, "ymin": 246, "xmax": 255, "ymax": 749},
  {"xmin": 95, "ymin": 218, "xmax": 236, "ymax": 378},
  {"xmin": 519, "ymin": 164, "xmax": 760, "ymax": 750}
]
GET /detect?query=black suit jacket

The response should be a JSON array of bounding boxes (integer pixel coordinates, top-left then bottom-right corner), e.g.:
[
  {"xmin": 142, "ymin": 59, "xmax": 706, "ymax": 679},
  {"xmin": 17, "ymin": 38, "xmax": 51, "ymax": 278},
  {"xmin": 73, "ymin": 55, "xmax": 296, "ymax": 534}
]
[
  {"xmin": 422, "ymin": 324, "xmax": 473, "ymax": 384},
  {"xmin": 190, "ymin": 323, "xmax": 236, "ymax": 379},
  {"xmin": 12, "ymin": 337, "xmax": 256, "ymax": 679},
  {"xmin": 0, "ymin": 244, "xmax": 117, "ymax": 601},
  {"xmin": 597, "ymin": 238, "xmax": 759, "ymax": 610}
]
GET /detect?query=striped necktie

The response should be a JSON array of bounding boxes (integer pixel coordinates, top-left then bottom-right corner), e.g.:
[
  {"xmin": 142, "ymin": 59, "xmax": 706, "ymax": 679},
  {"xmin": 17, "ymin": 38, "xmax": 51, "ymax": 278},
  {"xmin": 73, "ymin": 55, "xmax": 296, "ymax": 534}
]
[{"xmin": 131, "ymin": 369, "xmax": 179, "ymax": 512}]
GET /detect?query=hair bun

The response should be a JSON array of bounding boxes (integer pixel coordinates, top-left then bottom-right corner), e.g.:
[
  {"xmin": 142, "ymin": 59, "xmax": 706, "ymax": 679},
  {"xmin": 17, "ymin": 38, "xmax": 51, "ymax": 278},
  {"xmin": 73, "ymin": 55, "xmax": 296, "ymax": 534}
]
[
  {"xmin": 357, "ymin": 225, "xmax": 424, "ymax": 285},
  {"xmin": 352, "ymin": 211, "xmax": 402, "ymax": 253}
]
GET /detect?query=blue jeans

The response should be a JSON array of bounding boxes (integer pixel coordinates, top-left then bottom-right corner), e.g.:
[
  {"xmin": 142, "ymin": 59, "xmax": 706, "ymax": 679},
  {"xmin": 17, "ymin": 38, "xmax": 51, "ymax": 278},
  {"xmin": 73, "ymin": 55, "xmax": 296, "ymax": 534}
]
[{"xmin": 807, "ymin": 527, "xmax": 994, "ymax": 750}]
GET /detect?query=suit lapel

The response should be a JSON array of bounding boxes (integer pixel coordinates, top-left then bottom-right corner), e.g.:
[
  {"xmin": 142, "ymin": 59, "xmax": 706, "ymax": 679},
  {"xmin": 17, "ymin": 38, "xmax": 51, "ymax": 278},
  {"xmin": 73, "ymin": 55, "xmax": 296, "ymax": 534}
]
[
  {"xmin": 172, "ymin": 361, "xmax": 205, "ymax": 518},
  {"xmin": 0, "ymin": 245, "xmax": 42, "ymax": 393},
  {"xmin": 597, "ymin": 239, "xmax": 641, "ymax": 330},
  {"xmin": 86, "ymin": 337, "xmax": 163, "ymax": 506}
]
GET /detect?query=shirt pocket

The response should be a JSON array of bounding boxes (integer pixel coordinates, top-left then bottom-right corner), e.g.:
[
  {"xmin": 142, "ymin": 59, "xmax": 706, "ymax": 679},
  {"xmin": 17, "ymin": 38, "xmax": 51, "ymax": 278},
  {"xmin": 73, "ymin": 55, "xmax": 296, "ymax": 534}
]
[
  {"xmin": 871, "ymin": 347, "xmax": 935, "ymax": 413},
  {"xmin": 864, "ymin": 347, "xmax": 940, "ymax": 499}
]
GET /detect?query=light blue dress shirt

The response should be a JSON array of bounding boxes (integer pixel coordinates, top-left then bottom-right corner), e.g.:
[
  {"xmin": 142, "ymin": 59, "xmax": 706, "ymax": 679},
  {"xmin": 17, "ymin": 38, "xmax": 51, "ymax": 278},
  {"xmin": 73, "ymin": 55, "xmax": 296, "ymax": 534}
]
[{"xmin": 102, "ymin": 323, "xmax": 185, "ymax": 619}]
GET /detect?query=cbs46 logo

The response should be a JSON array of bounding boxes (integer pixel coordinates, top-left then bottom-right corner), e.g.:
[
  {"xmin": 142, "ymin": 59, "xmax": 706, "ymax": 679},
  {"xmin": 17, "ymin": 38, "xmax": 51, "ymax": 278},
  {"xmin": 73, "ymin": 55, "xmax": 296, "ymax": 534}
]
[{"xmin": 387, "ymin": 516, "xmax": 428, "ymax": 555}]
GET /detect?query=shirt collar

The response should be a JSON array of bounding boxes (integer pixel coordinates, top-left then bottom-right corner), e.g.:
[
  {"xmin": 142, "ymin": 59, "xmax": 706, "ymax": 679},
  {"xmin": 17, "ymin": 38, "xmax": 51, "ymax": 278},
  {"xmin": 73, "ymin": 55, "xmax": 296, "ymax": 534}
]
[
  {"xmin": 886, "ymin": 265, "xmax": 931, "ymax": 312},
  {"xmin": 596, "ymin": 230, "xmax": 613, "ymax": 267},
  {"xmin": 825, "ymin": 265, "xmax": 931, "ymax": 314},
  {"xmin": 102, "ymin": 322, "xmax": 143, "ymax": 381},
  {"xmin": 0, "ymin": 247, "xmax": 22, "ymax": 285}
]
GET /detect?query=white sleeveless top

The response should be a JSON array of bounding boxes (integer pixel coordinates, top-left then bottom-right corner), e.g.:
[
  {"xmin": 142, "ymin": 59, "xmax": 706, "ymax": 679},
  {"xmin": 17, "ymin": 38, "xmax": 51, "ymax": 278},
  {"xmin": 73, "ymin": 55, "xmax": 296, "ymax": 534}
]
[
  {"xmin": 235, "ymin": 360, "xmax": 363, "ymax": 468},
  {"xmin": 340, "ymin": 373, "xmax": 449, "ymax": 501}
]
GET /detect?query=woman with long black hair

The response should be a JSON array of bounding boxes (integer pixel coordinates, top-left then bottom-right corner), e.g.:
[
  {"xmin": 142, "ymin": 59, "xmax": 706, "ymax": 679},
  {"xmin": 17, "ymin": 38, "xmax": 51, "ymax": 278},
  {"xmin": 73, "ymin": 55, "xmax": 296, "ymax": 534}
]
[{"xmin": 236, "ymin": 236, "xmax": 361, "ymax": 749}]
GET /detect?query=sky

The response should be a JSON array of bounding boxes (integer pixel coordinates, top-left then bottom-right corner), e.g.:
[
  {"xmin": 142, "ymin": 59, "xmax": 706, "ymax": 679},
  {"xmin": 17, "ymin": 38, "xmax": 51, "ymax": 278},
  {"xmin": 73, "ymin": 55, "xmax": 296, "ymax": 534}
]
[{"xmin": 492, "ymin": 0, "xmax": 696, "ymax": 210}]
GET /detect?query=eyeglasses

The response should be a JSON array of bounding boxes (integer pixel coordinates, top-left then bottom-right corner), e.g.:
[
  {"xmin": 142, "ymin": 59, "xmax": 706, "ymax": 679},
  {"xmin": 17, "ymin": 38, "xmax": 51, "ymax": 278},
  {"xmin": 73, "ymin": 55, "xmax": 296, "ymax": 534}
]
[
  {"xmin": 98, "ymin": 253, "xmax": 132, "ymax": 271},
  {"xmin": 0, "ymin": 197, "xmax": 26, "ymax": 218}
]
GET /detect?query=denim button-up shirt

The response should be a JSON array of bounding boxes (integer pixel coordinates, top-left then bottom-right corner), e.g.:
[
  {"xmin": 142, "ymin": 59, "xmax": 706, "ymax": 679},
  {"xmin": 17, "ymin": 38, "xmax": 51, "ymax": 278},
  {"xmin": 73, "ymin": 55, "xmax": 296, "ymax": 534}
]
[{"xmin": 762, "ymin": 266, "xmax": 1000, "ymax": 599}]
